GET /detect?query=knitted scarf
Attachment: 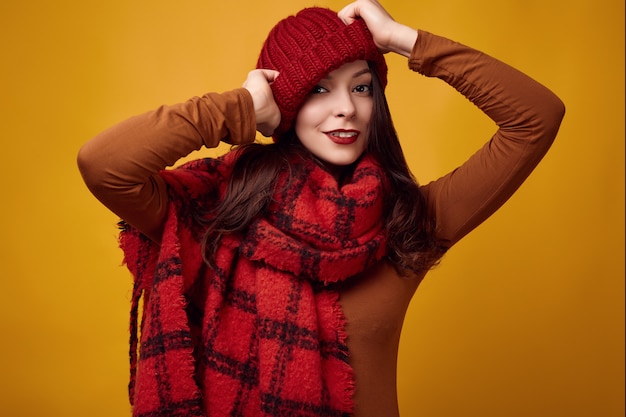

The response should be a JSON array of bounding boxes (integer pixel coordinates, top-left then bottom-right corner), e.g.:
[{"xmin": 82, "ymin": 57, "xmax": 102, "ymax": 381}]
[{"xmin": 120, "ymin": 150, "xmax": 388, "ymax": 417}]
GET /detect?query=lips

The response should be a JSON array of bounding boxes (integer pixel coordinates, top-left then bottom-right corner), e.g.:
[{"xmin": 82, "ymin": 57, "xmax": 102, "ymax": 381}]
[{"xmin": 324, "ymin": 130, "xmax": 359, "ymax": 145}]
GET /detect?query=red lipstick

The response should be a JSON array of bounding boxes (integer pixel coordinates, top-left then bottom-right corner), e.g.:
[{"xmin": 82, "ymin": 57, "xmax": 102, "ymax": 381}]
[{"xmin": 324, "ymin": 129, "xmax": 359, "ymax": 145}]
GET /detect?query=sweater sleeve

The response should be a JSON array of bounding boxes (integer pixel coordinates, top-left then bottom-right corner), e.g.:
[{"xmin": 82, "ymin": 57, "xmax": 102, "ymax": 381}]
[
  {"xmin": 77, "ymin": 88, "xmax": 256, "ymax": 242},
  {"xmin": 410, "ymin": 30, "xmax": 565, "ymax": 247}
]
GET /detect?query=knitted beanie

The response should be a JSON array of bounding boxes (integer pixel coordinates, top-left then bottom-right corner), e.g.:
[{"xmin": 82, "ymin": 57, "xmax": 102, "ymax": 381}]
[{"xmin": 257, "ymin": 7, "xmax": 388, "ymax": 140}]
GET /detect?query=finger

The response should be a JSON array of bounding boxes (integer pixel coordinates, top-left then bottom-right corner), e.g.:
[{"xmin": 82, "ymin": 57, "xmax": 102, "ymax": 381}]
[
  {"xmin": 337, "ymin": 3, "xmax": 358, "ymax": 25},
  {"xmin": 258, "ymin": 69, "xmax": 280, "ymax": 83}
]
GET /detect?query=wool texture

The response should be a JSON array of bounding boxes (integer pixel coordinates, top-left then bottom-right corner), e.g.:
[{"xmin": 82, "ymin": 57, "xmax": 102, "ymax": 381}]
[
  {"xmin": 257, "ymin": 7, "xmax": 387, "ymax": 140},
  {"xmin": 120, "ymin": 150, "xmax": 389, "ymax": 416}
]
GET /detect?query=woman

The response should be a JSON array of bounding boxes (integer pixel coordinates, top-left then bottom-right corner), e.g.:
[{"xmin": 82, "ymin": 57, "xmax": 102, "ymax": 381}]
[{"xmin": 77, "ymin": 0, "xmax": 565, "ymax": 416}]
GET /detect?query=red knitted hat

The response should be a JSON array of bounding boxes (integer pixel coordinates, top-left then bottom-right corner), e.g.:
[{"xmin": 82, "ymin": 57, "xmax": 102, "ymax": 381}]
[{"xmin": 257, "ymin": 7, "xmax": 388, "ymax": 140}]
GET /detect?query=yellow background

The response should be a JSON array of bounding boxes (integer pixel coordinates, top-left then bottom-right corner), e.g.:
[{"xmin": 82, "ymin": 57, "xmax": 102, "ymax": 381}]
[{"xmin": 1, "ymin": 0, "xmax": 623, "ymax": 416}]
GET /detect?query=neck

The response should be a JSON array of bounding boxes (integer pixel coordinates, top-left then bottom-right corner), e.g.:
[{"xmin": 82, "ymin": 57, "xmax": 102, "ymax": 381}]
[{"xmin": 311, "ymin": 155, "xmax": 360, "ymax": 186}]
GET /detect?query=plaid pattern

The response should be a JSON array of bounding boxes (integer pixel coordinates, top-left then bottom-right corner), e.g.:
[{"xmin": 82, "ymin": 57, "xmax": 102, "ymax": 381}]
[{"xmin": 120, "ymin": 151, "xmax": 388, "ymax": 416}]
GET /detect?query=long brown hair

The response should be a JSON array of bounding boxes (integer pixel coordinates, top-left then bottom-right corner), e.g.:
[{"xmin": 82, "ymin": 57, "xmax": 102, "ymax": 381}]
[{"xmin": 200, "ymin": 61, "xmax": 446, "ymax": 275}]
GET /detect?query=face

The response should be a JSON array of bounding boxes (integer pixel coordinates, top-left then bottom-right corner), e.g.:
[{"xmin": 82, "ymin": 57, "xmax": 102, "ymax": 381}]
[{"xmin": 295, "ymin": 60, "xmax": 373, "ymax": 167}]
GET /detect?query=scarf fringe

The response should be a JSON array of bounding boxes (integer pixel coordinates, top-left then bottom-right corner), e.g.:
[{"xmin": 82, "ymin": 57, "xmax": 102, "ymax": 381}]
[{"xmin": 326, "ymin": 290, "xmax": 356, "ymax": 413}]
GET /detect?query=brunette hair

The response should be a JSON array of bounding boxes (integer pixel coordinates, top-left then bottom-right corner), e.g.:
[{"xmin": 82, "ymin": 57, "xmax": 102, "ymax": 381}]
[{"xmin": 200, "ymin": 62, "xmax": 446, "ymax": 275}]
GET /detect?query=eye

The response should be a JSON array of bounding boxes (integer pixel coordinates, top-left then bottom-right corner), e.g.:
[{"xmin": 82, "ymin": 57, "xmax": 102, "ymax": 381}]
[
  {"xmin": 310, "ymin": 85, "xmax": 328, "ymax": 95},
  {"xmin": 353, "ymin": 84, "xmax": 372, "ymax": 95}
]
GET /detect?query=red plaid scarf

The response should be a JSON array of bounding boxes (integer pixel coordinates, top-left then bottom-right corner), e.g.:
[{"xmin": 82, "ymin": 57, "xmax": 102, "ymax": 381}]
[{"xmin": 120, "ymin": 150, "xmax": 388, "ymax": 417}]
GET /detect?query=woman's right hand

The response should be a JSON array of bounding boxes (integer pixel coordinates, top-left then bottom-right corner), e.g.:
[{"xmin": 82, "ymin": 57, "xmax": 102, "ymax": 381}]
[{"xmin": 243, "ymin": 69, "xmax": 281, "ymax": 137}]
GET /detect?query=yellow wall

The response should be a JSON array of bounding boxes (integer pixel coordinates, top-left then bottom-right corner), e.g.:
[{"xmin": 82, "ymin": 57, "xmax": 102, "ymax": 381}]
[{"xmin": 1, "ymin": 0, "xmax": 623, "ymax": 416}]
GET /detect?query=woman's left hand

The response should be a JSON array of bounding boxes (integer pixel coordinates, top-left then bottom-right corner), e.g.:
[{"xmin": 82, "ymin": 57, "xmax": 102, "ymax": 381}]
[{"xmin": 337, "ymin": 0, "xmax": 418, "ymax": 57}]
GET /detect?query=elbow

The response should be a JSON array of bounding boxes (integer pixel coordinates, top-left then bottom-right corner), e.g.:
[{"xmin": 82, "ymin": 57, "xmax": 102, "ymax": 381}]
[
  {"xmin": 556, "ymin": 96, "xmax": 566, "ymax": 119},
  {"xmin": 549, "ymin": 94, "xmax": 566, "ymax": 131},
  {"xmin": 531, "ymin": 91, "xmax": 566, "ymax": 149},
  {"xmin": 76, "ymin": 142, "xmax": 95, "ymax": 189},
  {"xmin": 76, "ymin": 139, "xmax": 111, "ymax": 199},
  {"xmin": 543, "ymin": 91, "xmax": 566, "ymax": 140}
]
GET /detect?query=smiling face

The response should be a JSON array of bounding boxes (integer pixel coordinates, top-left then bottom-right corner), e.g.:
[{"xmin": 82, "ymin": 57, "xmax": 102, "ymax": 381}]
[{"xmin": 294, "ymin": 60, "xmax": 373, "ymax": 167}]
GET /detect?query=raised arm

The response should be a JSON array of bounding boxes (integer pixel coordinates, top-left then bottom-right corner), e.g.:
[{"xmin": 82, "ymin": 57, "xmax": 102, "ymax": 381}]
[
  {"xmin": 339, "ymin": 0, "xmax": 565, "ymax": 247},
  {"xmin": 77, "ymin": 89, "xmax": 256, "ymax": 241},
  {"xmin": 411, "ymin": 31, "xmax": 565, "ymax": 245}
]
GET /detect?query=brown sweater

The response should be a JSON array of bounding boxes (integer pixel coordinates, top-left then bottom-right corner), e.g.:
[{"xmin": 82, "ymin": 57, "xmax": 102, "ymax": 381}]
[{"xmin": 78, "ymin": 30, "xmax": 564, "ymax": 417}]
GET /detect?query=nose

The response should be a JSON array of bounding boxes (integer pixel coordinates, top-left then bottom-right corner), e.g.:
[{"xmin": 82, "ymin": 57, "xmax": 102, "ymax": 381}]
[{"xmin": 333, "ymin": 90, "xmax": 356, "ymax": 119}]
